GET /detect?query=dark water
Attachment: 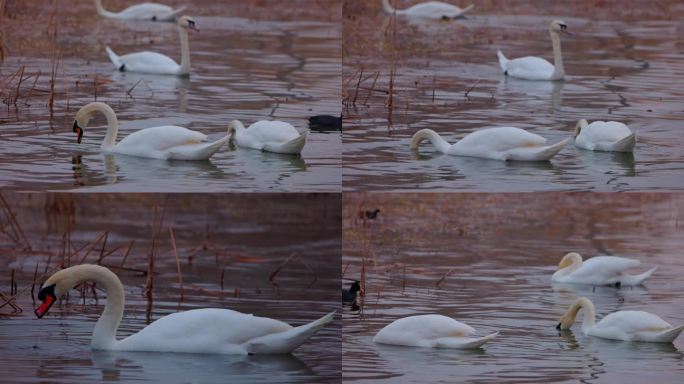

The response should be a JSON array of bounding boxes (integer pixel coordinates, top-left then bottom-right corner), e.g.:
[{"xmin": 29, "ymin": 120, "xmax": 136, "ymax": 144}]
[
  {"xmin": 342, "ymin": 193, "xmax": 684, "ymax": 383},
  {"xmin": 0, "ymin": 193, "xmax": 341, "ymax": 383},
  {"xmin": 343, "ymin": 4, "xmax": 684, "ymax": 191},
  {"xmin": 0, "ymin": 1, "xmax": 341, "ymax": 192}
]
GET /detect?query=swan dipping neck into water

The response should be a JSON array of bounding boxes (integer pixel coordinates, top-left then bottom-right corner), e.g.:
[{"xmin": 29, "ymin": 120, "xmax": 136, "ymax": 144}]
[
  {"xmin": 497, "ymin": 20, "xmax": 572, "ymax": 81},
  {"xmin": 410, "ymin": 127, "xmax": 569, "ymax": 161},
  {"xmin": 35, "ymin": 264, "xmax": 335, "ymax": 354}
]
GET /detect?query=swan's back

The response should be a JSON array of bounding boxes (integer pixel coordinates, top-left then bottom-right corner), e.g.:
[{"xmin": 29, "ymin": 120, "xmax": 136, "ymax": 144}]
[
  {"xmin": 595, "ymin": 310, "xmax": 672, "ymax": 334},
  {"xmin": 374, "ymin": 314, "xmax": 475, "ymax": 346},
  {"xmin": 404, "ymin": 1, "xmax": 463, "ymax": 17},
  {"xmin": 457, "ymin": 127, "xmax": 547, "ymax": 151},
  {"xmin": 581, "ymin": 121, "xmax": 632, "ymax": 142},
  {"xmin": 117, "ymin": 3, "xmax": 174, "ymax": 19},
  {"xmin": 244, "ymin": 121, "xmax": 301, "ymax": 142},
  {"xmin": 505, "ymin": 56, "xmax": 555, "ymax": 80},
  {"xmin": 115, "ymin": 308, "xmax": 293, "ymax": 353},
  {"xmin": 115, "ymin": 125, "xmax": 207, "ymax": 157},
  {"xmin": 117, "ymin": 51, "xmax": 180, "ymax": 74}
]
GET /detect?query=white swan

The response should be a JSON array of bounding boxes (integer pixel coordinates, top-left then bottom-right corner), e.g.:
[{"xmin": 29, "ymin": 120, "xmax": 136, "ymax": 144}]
[
  {"xmin": 497, "ymin": 20, "xmax": 572, "ymax": 81},
  {"xmin": 73, "ymin": 102, "xmax": 228, "ymax": 161},
  {"xmin": 552, "ymin": 252, "xmax": 656, "ymax": 286},
  {"xmin": 228, "ymin": 120, "xmax": 308, "ymax": 155},
  {"xmin": 557, "ymin": 297, "xmax": 684, "ymax": 343},
  {"xmin": 34, "ymin": 264, "xmax": 334, "ymax": 354},
  {"xmin": 373, "ymin": 314, "xmax": 498, "ymax": 349},
  {"xmin": 381, "ymin": 0, "xmax": 474, "ymax": 19},
  {"xmin": 410, "ymin": 127, "xmax": 569, "ymax": 161},
  {"xmin": 105, "ymin": 15, "xmax": 197, "ymax": 76},
  {"xmin": 574, "ymin": 119, "xmax": 636, "ymax": 152},
  {"xmin": 95, "ymin": 0, "xmax": 186, "ymax": 21}
]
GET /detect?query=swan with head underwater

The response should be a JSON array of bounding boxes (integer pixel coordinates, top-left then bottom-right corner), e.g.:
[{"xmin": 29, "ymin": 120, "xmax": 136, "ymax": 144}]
[
  {"xmin": 95, "ymin": 0, "xmax": 186, "ymax": 21},
  {"xmin": 381, "ymin": 0, "xmax": 474, "ymax": 19},
  {"xmin": 497, "ymin": 20, "xmax": 572, "ymax": 81},
  {"xmin": 574, "ymin": 119, "xmax": 636, "ymax": 152},
  {"xmin": 34, "ymin": 264, "xmax": 335, "ymax": 354},
  {"xmin": 228, "ymin": 120, "xmax": 309, "ymax": 155},
  {"xmin": 552, "ymin": 252, "xmax": 656, "ymax": 287},
  {"xmin": 410, "ymin": 127, "xmax": 570, "ymax": 161},
  {"xmin": 105, "ymin": 15, "xmax": 197, "ymax": 76},
  {"xmin": 373, "ymin": 314, "xmax": 498, "ymax": 349},
  {"xmin": 72, "ymin": 102, "xmax": 229, "ymax": 161},
  {"xmin": 556, "ymin": 297, "xmax": 684, "ymax": 343}
]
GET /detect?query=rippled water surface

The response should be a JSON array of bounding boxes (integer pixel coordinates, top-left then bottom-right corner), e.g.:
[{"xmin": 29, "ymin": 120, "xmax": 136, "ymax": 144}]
[
  {"xmin": 0, "ymin": 193, "xmax": 341, "ymax": 383},
  {"xmin": 342, "ymin": 193, "xmax": 684, "ymax": 383},
  {"xmin": 0, "ymin": 1, "xmax": 341, "ymax": 192},
  {"xmin": 343, "ymin": 1, "xmax": 684, "ymax": 191}
]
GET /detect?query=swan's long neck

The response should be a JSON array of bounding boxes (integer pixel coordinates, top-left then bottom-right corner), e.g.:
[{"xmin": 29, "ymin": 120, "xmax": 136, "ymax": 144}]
[
  {"xmin": 410, "ymin": 129, "xmax": 452, "ymax": 154},
  {"xmin": 61, "ymin": 265, "xmax": 125, "ymax": 349},
  {"xmin": 178, "ymin": 27, "xmax": 191, "ymax": 76},
  {"xmin": 550, "ymin": 31, "xmax": 565, "ymax": 80},
  {"xmin": 577, "ymin": 299, "xmax": 596, "ymax": 334},
  {"xmin": 94, "ymin": 0, "xmax": 118, "ymax": 18},
  {"xmin": 381, "ymin": 0, "xmax": 398, "ymax": 14},
  {"xmin": 84, "ymin": 102, "xmax": 119, "ymax": 150}
]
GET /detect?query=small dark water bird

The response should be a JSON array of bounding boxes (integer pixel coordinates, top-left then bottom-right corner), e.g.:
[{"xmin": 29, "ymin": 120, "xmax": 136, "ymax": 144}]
[
  {"xmin": 308, "ymin": 115, "xmax": 342, "ymax": 132},
  {"xmin": 358, "ymin": 209, "xmax": 380, "ymax": 220},
  {"xmin": 342, "ymin": 281, "xmax": 361, "ymax": 304}
]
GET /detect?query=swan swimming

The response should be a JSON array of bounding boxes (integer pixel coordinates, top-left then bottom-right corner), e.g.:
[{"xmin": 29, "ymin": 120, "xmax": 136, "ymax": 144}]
[
  {"xmin": 34, "ymin": 264, "xmax": 335, "ymax": 354},
  {"xmin": 574, "ymin": 119, "xmax": 636, "ymax": 152},
  {"xmin": 105, "ymin": 15, "xmax": 197, "ymax": 76},
  {"xmin": 497, "ymin": 20, "xmax": 572, "ymax": 81},
  {"xmin": 228, "ymin": 120, "xmax": 309, "ymax": 155},
  {"xmin": 381, "ymin": 0, "xmax": 474, "ymax": 19},
  {"xmin": 551, "ymin": 252, "xmax": 656, "ymax": 286},
  {"xmin": 72, "ymin": 102, "xmax": 228, "ymax": 161},
  {"xmin": 557, "ymin": 297, "xmax": 684, "ymax": 343},
  {"xmin": 410, "ymin": 127, "xmax": 569, "ymax": 161},
  {"xmin": 95, "ymin": 0, "xmax": 186, "ymax": 21},
  {"xmin": 373, "ymin": 314, "xmax": 498, "ymax": 348}
]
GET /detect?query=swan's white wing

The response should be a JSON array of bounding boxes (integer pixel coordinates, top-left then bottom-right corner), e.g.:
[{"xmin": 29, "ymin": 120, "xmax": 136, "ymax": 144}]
[
  {"xmin": 374, "ymin": 315, "xmax": 476, "ymax": 347},
  {"xmin": 458, "ymin": 127, "xmax": 547, "ymax": 152},
  {"xmin": 245, "ymin": 121, "xmax": 301, "ymax": 143},
  {"xmin": 115, "ymin": 308, "xmax": 292, "ymax": 353},
  {"xmin": 505, "ymin": 56, "xmax": 555, "ymax": 80},
  {"xmin": 118, "ymin": 51, "xmax": 179, "ymax": 74},
  {"xmin": 404, "ymin": 2, "xmax": 463, "ymax": 18},
  {"xmin": 114, "ymin": 125, "xmax": 207, "ymax": 158},
  {"xmin": 565, "ymin": 256, "xmax": 640, "ymax": 284},
  {"xmin": 593, "ymin": 310, "xmax": 672, "ymax": 340},
  {"xmin": 582, "ymin": 121, "xmax": 633, "ymax": 143},
  {"xmin": 116, "ymin": 3, "xmax": 174, "ymax": 19}
]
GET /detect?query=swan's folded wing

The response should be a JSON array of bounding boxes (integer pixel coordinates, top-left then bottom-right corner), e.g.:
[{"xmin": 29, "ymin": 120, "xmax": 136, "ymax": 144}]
[
  {"xmin": 118, "ymin": 51, "xmax": 179, "ymax": 72},
  {"xmin": 459, "ymin": 127, "xmax": 547, "ymax": 152},
  {"xmin": 577, "ymin": 256, "xmax": 641, "ymax": 279},
  {"xmin": 505, "ymin": 56, "xmax": 555, "ymax": 80},
  {"xmin": 117, "ymin": 125, "xmax": 208, "ymax": 152},
  {"xmin": 595, "ymin": 310, "xmax": 672, "ymax": 336},
  {"xmin": 583, "ymin": 121, "xmax": 633, "ymax": 142}
]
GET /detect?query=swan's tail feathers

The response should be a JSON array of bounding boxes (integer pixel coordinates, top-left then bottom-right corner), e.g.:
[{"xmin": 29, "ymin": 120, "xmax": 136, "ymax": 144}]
[
  {"xmin": 244, "ymin": 312, "xmax": 335, "ymax": 354},
  {"xmin": 653, "ymin": 324, "xmax": 684, "ymax": 343},
  {"xmin": 156, "ymin": 6, "xmax": 187, "ymax": 21},
  {"xmin": 166, "ymin": 136, "xmax": 228, "ymax": 161},
  {"xmin": 497, "ymin": 50, "xmax": 508, "ymax": 73},
  {"xmin": 623, "ymin": 267, "xmax": 656, "ymax": 286},
  {"xmin": 454, "ymin": 4, "xmax": 475, "ymax": 18},
  {"xmin": 262, "ymin": 131, "xmax": 308, "ymax": 155},
  {"xmin": 105, "ymin": 47, "xmax": 123, "ymax": 70},
  {"xmin": 507, "ymin": 138, "xmax": 570, "ymax": 161},
  {"xmin": 435, "ymin": 331, "xmax": 499, "ymax": 349},
  {"xmin": 612, "ymin": 132, "xmax": 637, "ymax": 153}
]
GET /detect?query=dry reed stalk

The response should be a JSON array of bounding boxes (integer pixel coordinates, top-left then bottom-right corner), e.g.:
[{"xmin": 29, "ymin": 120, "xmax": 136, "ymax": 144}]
[
  {"xmin": 168, "ymin": 225, "xmax": 184, "ymax": 297},
  {"xmin": 362, "ymin": 71, "xmax": 380, "ymax": 106},
  {"xmin": 97, "ymin": 231, "xmax": 109, "ymax": 265},
  {"xmin": 435, "ymin": 268, "xmax": 454, "ymax": 289},
  {"xmin": 464, "ymin": 80, "xmax": 481, "ymax": 100},
  {"xmin": 76, "ymin": 230, "xmax": 108, "ymax": 264},
  {"xmin": 269, "ymin": 252, "xmax": 297, "ymax": 288},
  {"xmin": 12, "ymin": 66, "xmax": 25, "ymax": 106},
  {"xmin": 31, "ymin": 262, "xmax": 39, "ymax": 302},
  {"xmin": 10, "ymin": 268, "xmax": 16, "ymax": 295},
  {"xmin": 352, "ymin": 67, "xmax": 364, "ymax": 105},
  {"xmin": 0, "ymin": 194, "xmax": 31, "ymax": 249},
  {"xmin": 24, "ymin": 71, "xmax": 41, "ymax": 107},
  {"xmin": 117, "ymin": 240, "xmax": 135, "ymax": 273}
]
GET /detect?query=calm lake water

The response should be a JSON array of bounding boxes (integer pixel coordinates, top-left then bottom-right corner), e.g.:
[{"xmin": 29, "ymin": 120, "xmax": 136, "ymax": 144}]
[
  {"xmin": 343, "ymin": 2, "xmax": 684, "ymax": 191},
  {"xmin": 342, "ymin": 193, "xmax": 684, "ymax": 383},
  {"xmin": 0, "ymin": 193, "xmax": 341, "ymax": 383},
  {"xmin": 0, "ymin": 1, "xmax": 341, "ymax": 192}
]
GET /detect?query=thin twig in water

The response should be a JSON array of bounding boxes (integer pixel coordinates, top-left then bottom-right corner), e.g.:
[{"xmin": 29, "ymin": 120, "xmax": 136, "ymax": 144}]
[{"xmin": 168, "ymin": 225, "xmax": 184, "ymax": 298}]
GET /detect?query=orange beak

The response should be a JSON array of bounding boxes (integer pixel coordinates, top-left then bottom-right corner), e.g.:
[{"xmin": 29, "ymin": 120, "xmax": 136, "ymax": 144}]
[{"xmin": 35, "ymin": 294, "xmax": 55, "ymax": 318}]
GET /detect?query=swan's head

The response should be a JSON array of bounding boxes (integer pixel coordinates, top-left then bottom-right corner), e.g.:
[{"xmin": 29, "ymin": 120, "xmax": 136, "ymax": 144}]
[
  {"xmin": 556, "ymin": 297, "xmax": 592, "ymax": 330},
  {"xmin": 574, "ymin": 119, "xmax": 588, "ymax": 137},
  {"xmin": 34, "ymin": 268, "xmax": 75, "ymax": 318},
  {"xmin": 178, "ymin": 16, "xmax": 199, "ymax": 32},
  {"xmin": 558, "ymin": 252, "xmax": 582, "ymax": 270},
  {"xmin": 549, "ymin": 20, "xmax": 572, "ymax": 36},
  {"xmin": 73, "ymin": 106, "xmax": 94, "ymax": 144},
  {"xmin": 228, "ymin": 120, "xmax": 245, "ymax": 136}
]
